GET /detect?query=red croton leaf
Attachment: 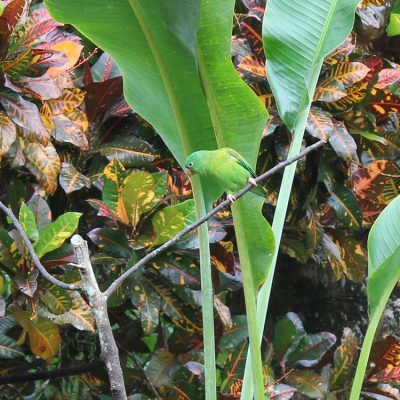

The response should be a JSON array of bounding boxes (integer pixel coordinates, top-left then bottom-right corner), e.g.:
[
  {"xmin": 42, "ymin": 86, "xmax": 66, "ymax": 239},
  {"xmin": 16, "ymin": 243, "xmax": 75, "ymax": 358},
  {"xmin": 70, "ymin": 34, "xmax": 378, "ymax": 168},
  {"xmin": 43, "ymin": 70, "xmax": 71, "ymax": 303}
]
[{"xmin": 375, "ymin": 69, "xmax": 400, "ymax": 89}]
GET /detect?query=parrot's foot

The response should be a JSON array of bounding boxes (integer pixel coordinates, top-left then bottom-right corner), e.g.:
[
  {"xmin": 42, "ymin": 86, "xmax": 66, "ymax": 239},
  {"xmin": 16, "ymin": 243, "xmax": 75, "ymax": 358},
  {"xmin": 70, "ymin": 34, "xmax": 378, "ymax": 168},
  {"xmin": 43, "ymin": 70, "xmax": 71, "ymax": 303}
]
[
  {"xmin": 248, "ymin": 177, "xmax": 257, "ymax": 186},
  {"xmin": 227, "ymin": 194, "xmax": 236, "ymax": 203}
]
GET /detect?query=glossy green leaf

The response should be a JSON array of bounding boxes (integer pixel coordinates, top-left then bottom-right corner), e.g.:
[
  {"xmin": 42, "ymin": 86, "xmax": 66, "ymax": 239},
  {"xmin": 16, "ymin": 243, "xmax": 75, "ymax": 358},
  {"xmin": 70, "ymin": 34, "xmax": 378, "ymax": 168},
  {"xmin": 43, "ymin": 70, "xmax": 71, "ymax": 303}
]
[
  {"xmin": 87, "ymin": 228, "xmax": 132, "ymax": 259},
  {"xmin": 0, "ymin": 316, "xmax": 24, "ymax": 359},
  {"xmin": 327, "ymin": 185, "xmax": 362, "ymax": 231},
  {"xmin": 18, "ymin": 202, "xmax": 39, "ymax": 241},
  {"xmin": 263, "ymin": 0, "xmax": 360, "ymax": 131},
  {"xmin": 99, "ymin": 136, "xmax": 159, "ymax": 167},
  {"xmin": 273, "ymin": 312, "xmax": 305, "ymax": 363},
  {"xmin": 150, "ymin": 199, "xmax": 196, "ymax": 246},
  {"xmin": 34, "ymin": 212, "xmax": 82, "ymax": 259}
]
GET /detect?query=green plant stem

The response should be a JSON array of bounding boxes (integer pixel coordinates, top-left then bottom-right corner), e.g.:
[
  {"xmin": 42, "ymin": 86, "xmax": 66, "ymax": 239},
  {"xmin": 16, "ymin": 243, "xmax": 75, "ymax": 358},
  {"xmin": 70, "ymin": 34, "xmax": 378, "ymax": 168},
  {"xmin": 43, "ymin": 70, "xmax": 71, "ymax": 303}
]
[
  {"xmin": 349, "ymin": 310, "xmax": 380, "ymax": 400},
  {"xmin": 232, "ymin": 199, "xmax": 268, "ymax": 400},
  {"xmin": 240, "ymin": 60, "xmax": 323, "ymax": 400},
  {"xmin": 192, "ymin": 176, "xmax": 216, "ymax": 400},
  {"xmin": 350, "ymin": 249, "xmax": 400, "ymax": 399}
]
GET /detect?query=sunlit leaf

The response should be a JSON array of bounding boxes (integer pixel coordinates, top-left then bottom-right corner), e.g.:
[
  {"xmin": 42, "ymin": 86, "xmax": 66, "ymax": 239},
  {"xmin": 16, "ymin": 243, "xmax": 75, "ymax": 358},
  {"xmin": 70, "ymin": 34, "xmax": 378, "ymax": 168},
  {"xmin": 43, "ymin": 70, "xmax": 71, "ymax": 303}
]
[
  {"xmin": 47, "ymin": 41, "xmax": 83, "ymax": 77},
  {"xmin": 14, "ymin": 310, "xmax": 61, "ymax": 361},
  {"xmin": 34, "ymin": 212, "xmax": 81, "ymax": 259},
  {"xmin": 102, "ymin": 159, "xmax": 129, "ymax": 224},
  {"xmin": 322, "ymin": 62, "xmax": 370, "ymax": 88},
  {"xmin": 18, "ymin": 202, "xmax": 39, "ymax": 241},
  {"xmin": 150, "ymin": 200, "xmax": 196, "ymax": 246},
  {"xmin": 46, "ymin": 88, "xmax": 85, "ymax": 115},
  {"xmin": 121, "ymin": 170, "xmax": 162, "ymax": 229}
]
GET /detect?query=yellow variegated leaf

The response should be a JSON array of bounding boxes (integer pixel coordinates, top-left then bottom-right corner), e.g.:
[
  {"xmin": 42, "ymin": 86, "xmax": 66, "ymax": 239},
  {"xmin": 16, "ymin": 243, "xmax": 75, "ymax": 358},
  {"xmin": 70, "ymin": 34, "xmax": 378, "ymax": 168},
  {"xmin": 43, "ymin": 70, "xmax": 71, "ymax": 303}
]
[
  {"xmin": 324, "ymin": 81, "xmax": 369, "ymax": 111},
  {"xmin": 47, "ymin": 41, "xmax": 83, "ymax": 77},
  {"xmin": 46, "ymin": 88, "xmax": 85, "ymax": 115},
  {"xmin": 22, "ymin": 140, "xmax": 60, "ymax": 194},
  {"xmin": 14, "ymin": 311, "xmax": 61, "ymax": 361},
  {"xmin": 102, "ymin": 159, "xmax": 129, "ymax": 224},
  {"xmin": 322, "ymin": 62, "xmax": 370, "ymax": 88},
  {"xmin": 0, "ymin": 111, "xmax": 16, "ymax": 160},
  {"xmin": 42, "ymin": 291, "xmax": 95, "ymax": 331}
]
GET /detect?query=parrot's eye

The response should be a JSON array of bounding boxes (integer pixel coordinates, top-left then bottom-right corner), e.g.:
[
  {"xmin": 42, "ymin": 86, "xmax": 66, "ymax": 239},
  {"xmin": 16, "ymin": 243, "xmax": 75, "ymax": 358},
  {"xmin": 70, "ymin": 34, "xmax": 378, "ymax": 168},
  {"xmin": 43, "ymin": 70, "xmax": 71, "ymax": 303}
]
[{"xmin": 188, "ymin": 162, "xmax": 193, "ymax": 168}]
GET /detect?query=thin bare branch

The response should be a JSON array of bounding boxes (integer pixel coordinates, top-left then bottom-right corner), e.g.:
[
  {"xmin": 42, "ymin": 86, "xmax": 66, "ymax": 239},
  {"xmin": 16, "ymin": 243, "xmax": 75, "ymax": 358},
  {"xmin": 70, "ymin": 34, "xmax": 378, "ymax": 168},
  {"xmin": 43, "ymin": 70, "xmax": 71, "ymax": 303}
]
[
  {"xmin": 104, "ymin": 139, "xmax": 326, "ymax": 298},
  {"xmin": 0, "ymin": 201, "xmax": 81, "ymax": 291}
]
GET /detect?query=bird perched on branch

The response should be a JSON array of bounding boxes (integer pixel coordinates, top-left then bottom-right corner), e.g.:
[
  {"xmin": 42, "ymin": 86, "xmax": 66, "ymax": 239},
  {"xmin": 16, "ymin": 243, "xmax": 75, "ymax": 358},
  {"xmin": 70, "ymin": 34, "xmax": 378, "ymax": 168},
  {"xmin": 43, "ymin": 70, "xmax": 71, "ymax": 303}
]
[{"xmin": 184, "ymin": 148, "xmax": 267, "ymax": 203}]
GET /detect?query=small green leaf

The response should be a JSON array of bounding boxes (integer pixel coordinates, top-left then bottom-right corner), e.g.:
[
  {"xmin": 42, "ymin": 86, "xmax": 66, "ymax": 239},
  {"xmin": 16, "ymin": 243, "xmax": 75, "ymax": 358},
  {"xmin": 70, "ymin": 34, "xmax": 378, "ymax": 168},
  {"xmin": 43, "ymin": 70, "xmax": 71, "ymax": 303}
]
[
  {"xmin": 121, "ymin": 171, "xmax": 162, "ymax": 229},
  {"xmin": 99, "ymin": 136, "xmax": 159, "ymax": 167},
  {"xmin": 19, "ymin": 202, "xmax": 39, "ymax": 241},
  {"xmin": 150, "ymin": 199, "xmax": 196, "ymax": 246},
  {"xmin": 34, "ymin": 212, "xmax": 82, "ymax": 259}
]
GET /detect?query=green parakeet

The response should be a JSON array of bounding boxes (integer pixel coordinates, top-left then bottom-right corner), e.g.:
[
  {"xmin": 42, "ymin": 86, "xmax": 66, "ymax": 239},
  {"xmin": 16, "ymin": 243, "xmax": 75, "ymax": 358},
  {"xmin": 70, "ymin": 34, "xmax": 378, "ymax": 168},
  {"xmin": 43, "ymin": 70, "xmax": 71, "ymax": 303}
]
[{"xmin": 184, "ymin": 148, "xmax": 267, "ymax": 201}]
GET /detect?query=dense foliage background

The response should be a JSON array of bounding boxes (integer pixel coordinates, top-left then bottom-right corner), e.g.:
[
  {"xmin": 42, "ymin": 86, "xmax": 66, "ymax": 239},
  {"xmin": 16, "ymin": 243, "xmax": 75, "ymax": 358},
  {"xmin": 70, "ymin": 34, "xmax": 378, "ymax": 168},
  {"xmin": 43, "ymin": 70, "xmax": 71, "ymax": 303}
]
[{"xmin": 1, "ymin": 0, "xmax": 400, "ymax": 398}]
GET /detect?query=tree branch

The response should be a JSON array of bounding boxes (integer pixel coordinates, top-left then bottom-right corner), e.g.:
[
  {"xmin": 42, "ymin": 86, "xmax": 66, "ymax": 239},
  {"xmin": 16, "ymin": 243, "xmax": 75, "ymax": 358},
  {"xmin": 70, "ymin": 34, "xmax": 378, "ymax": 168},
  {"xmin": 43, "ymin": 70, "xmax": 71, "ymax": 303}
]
[
  {"xmin": 0, "ymin": 361, "xmax": 103, "ymax": 385},
  {"xmin": 104, "ymin": 139, "xmax": 326, "ymax": 298},
  {"xmin": 71, "ymin": 235, "xmax": 127, "ymax": 400},
  {"xmin": 0, "ymin": 201, "xmax": 81, "ymax": 291}
]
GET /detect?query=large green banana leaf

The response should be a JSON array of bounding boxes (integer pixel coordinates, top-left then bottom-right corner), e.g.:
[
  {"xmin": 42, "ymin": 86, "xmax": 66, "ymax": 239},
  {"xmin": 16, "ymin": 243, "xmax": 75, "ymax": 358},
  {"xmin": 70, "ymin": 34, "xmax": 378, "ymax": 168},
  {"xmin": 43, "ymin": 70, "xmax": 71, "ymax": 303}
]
[{"xmin": 46, "ymin": 0, "xmax": 274, "ymax": 398}]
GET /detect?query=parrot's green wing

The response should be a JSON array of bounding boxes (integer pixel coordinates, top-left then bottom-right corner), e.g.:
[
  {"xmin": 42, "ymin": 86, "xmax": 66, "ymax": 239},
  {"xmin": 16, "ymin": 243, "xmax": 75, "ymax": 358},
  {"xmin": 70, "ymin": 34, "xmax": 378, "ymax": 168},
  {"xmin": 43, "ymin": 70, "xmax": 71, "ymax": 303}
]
[
  {"xmin": 226, "ymin": 148, "xmax": 267, "ymax": 197},
  {"xmin": 226, "ymin": 148, "xmax": 257, "ymax": 178}
]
